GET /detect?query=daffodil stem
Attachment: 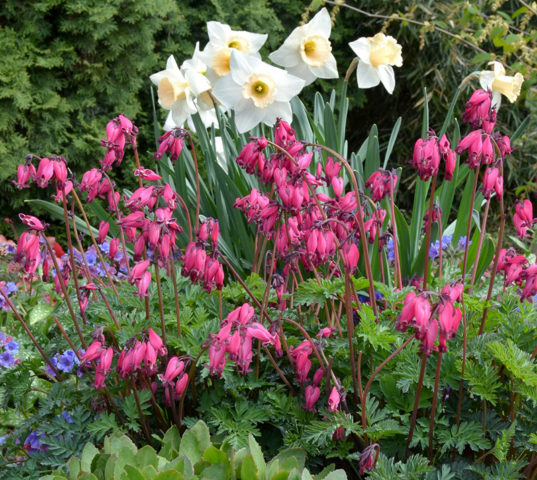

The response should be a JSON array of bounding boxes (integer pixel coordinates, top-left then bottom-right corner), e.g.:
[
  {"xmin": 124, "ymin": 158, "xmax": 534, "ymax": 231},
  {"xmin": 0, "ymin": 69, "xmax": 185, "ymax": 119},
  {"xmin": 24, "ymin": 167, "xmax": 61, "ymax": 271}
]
[
  {"xmin": 186, "ymin": 132, "xmax": 201, "ymax": 231},
  {"xmin": 422, "ymin": 174, "xmax": 437, "ymax": 290},
  {"xmin": 470, "ymin": 197, "xmax": 491, "ymax": 291},
  {"xmin": 462, "ymin": 165, "xmax": 481, "ymax": 281}
]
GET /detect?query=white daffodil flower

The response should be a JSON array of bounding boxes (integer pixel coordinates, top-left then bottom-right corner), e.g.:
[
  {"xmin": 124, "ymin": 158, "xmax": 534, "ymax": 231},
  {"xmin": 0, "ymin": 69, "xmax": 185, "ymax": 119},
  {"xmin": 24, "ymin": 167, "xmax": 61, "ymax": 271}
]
[
  {"xmin": 150, "ymin": 55, "xmax": 213, "ymax": 127},
  {"xmin": 181, "ymin": 43, "xmax": 219, "ymax": 129},
  {"xmin": 151, "ymin": 55, "xmax": 217, "ymax": 130},
  {"xmin": 479, "ymin": 61, "xmax": 523, "ymax": 108},
  {"xmin": 200, "ymin": 22, "xmax": 268, "ymax": 82},
  {"xmin": 348, "ymin": 33, "xmax": 403, "ymax": 94},
  {"xmin": 268, "ymin": 8, "xmax": 338, "ymax": 86},
  {"xmin": 212, "ymin": 50, "xmax": 304, "ymax": 133}
]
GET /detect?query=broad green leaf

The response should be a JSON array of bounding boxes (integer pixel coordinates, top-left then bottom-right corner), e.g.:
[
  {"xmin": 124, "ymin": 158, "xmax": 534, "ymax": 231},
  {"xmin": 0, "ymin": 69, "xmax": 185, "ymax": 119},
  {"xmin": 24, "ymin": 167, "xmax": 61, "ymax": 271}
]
[
  {"xmin": 121, "ymin": 465, "xmax": 145, "ymax": 480},
  {"xmin": 136, "ymin": 445, "xmax": 159, "ymax": 469},
  {"xmin": 203, "ymin": 445, "xmax": 228, "ymax": 465},
  {"xmin": 321, "ymin": 471, "xmax": 348, "ymax": 480},
  {"xmin": 240, "ymin": 454, "xmax": 260, "ymax": 480},
  {"xmin": 29, "ymin": 303, "xmax": 54, "ymax": 325},
  {"xmin": 80, "ymin": 443, "xmax": 99, "ymax": 473},
  {"xmin": 179, "ymin": 420, "xmax": 211, "ymax": 465},
  {"xmin": 248, "ymin": 434, "xmax": 266, "ymax": 476},
  {"xmin": 159, "ymin": 426, "xmax": 181, "ymax": 460}
]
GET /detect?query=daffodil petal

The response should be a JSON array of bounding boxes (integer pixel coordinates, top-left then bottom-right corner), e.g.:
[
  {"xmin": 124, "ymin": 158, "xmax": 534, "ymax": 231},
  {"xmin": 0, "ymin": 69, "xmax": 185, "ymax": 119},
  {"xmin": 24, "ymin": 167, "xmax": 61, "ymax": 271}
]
[
  {"xmin": 286, "ymin": 62, "xmax": 317, "ymax": 86},
  {"xmin": 311, "ymin": 55, "xmax": 338, "ymax": 80},
  {"xmin": 307, "ymin": 8, "xmax": 331, "ymax": 38},
  {"xmin": 377, "ymin": 64, "xmax": 396, "ymax": 94},
  {"xmin": 274, "ymin": 72, "xmax": 305, "ymax": 101},
  {"xmin": 234, "ymin": 98, "xmax": 262, "ymax": 133},
  {"xmin": 165, "ymin": 55, "xmax": 180, "ymax": 71},
  {"xmin": 269, "ymin": 40, "xmax": 302, "ymax": 68},
  {"xmin": 184, "ymin": 69, "xmax": 212, "ymax": 97},
  {"xmin": 349, "ymin": 38, "xmax": 371, "ymax": 64},
  {"xmin": 263, "ymin": 101, "xmax": 292, "ymax": 126},
  {"xmin": 229, "ymin": 50, "xmax": 258, "ymax": 85},
  {"xmin": 356, "ymin": 61, "xmax": 380, "ymax": 89},
  {"xmin": 243, "ymin": 31, "xmax": 268, "ymax": 52},
  {"xmin": 491, "ymin": 61, "xmax": 506, "ymax": 76},
  {"xmin": 479, "ymin": 71, "xmax": 495, "ymax": 91},
  {"xmin": 212, "ymin": 74, "xmax": 243, "ymax": 108},
  {"xmin": 491, "ymin": 91, "xmax": 502, "ymax": 109},
  {"xmin": 163, "ymin": 111, "xmax": 177, "ymax": 130},
  {"xmin": 207, "ymin": 21, "xmax": 230, "ymax": 45}
]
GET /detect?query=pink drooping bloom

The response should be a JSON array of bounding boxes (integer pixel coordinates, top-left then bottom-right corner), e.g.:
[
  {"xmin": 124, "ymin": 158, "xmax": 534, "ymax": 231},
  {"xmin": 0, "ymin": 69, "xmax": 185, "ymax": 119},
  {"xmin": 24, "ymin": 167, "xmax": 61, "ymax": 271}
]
[
  {"xmin": 148, "ymin": 328, "xmax": 167, "ymax": 357},
  {"xmin": 513, "ymin": 199, "xmax": 536, "ymax": 240},
  {"xmin": 411, "ymin": 137, "xmax": 441, "ymax": 181},
  {"xmin": 237, "ymin": 139, "xmax": 267, "ymax": 176},
  {"xmin": 365, "ymin": 170, "xmax": 397, "ymax": 202},
  {"xmin": 462, "ymin": 89, "xmax": 495, "ymax": 131},
  {"xmin": 94, "ymin": 347, "xmax": 114, "ymax": 390},
  {"xmin": 328, "ymin": 386, "xmax": 341, "ymax": 412},
  {"xmin": 81, "ymin": 341, "xmax": 103, "ymax": 364},
  {"xmin": 437, "ymin": 301, "xmax": 461, "ymax": 352},
  {"xmin": 481, "ymin": 168, "xmax": 503, "ymax": 199},
  {"xmin": 98, "ymin": 221, "xmax": 109, "ymax": 244},
  {"xmin": 134, "ymin": 167, "xmax": 161, "ymax": 181},
  {"xmin": 34, "ymin": 157, "xmax": 54, "ymax": 188},
  {"xmin": 19, "ymin": 214, "xmax": 46, "ymax": 231},
  {"xmin": 100, "ymin": 114, "xmax": 137, "ymax": 170},
  {"xmin": 13, "ymin": 163, "xmax": 36, "ymax": 190},
  {"xmin": 359, "ymin": 444, "xmax": 380, "ymax": 475},
  {"xmin": 274, "ymin": 119, "xmax": 296, "ymax": 147},
  {"xmin": 79, "ymin": 168, "xmax": 103, "ymax": 202},
  {"xmin": 160, "ymin": 356, "xmax": 185, "ymax": 386},
  {"xmin": 412, "ymin": 132, "xmax": 457, "ymax": 181},
  {"xmin": 154, "ymin": 128, "xmax": 185, "ymax": 162},
  {"xmin": 303, "ymin": 385, "xmax": 321, "ymax": 412}
]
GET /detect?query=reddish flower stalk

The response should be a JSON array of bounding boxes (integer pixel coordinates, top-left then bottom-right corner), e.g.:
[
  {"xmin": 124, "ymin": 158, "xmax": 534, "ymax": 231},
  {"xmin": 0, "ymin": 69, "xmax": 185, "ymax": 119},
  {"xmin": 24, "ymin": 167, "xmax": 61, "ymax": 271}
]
[
  {"xmin": 0, "ymin": 289, "xmax": 61, "ymax": 378},
  {"xmin": 478, "ymin": 162, "xmax": 505, "ymax": 335},
  {"xmin": 40, "ymin": 233, "xmax": 87, "ymax": 349},
  {"xmin": 360, "ymin": 336, "xmax": 413, "ymax": 430},
  {"xmin": 60, "ymin": 189, "xmax": 84, "ymax": 321},
  {"xmin": 428, "ymin": 350, "xmax": 443, "ymax": 461},
  {"xmin": 153, "ymin": 249, "xmax": 167, "ymax": 345},
  {"xmin": 422, "ymin": 174, "xmax": 438, "ymax": 290},
  {"xmin": 310, "ymin": 143, "xmax": 378, "ymax": 315},
  {"xmin": 102, "ymin": 172, "xmax": 131, "ymax": 275},
  {"xmin": 470, "ymin": 196, "xmax": 491, "ymax": 290},
  {"xmin": 406, "ymin": 354, "xmax": 427, "ymax": 458},
  {"xmin": 72, "ymin": 189, "xmax": 119, "ymax": 297},
  {"xmin": 388, "ymin": 177, "xmax": 403, "ymax": 289},
  {"xmin": 169, "ymin": 257, "xmax": 182, "ymax": 338},
  {"xmin": 344, "ymin": 271, "xmax": 359, "ymax": 404},
  {"xmin": 130, "ymin": 379, "xmax": 152, "ymax": 443}
]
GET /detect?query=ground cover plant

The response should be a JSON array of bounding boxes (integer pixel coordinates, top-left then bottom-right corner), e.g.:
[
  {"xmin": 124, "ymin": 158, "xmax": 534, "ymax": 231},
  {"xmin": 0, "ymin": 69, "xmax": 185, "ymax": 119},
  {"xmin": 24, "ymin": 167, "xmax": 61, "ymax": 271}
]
[{"xmin": 1, "ymin": 4, "xmax": 537, "ymax": 480}]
